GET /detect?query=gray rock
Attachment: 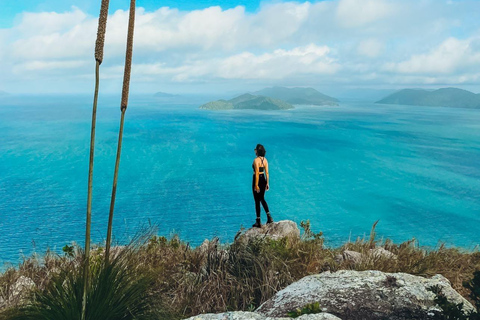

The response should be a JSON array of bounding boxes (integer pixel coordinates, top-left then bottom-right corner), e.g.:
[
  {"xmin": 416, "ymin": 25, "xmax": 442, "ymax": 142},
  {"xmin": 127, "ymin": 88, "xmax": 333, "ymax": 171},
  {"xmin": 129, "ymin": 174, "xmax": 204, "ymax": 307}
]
[
  {"xmin": 10, "ymin": 276, "xmax": 36, "ymax": 304},
  {"xmin": 256, "ymin": 270, "xmax": 474, "ymax": 320},
  {"xmin": 198, "ymin": 238, "xmax": 220, "ymax": 254},
  {"xmin": 335, "ymin": 248, "xmax": 397, "ymax": 264},
  {"xmin": 335, "ymin": 250, "xmax": 363, "ymax": 264},
  {"xmin": 184, "ymin": 311, "xmax": 340, "ymax": 320},
  {"xmin": 369, "ymin": 247, "xmax": 397, "ymax": 260},
  {"xmin": 236, "ymin": 220, "xmax": 300, "ymax": 244}
]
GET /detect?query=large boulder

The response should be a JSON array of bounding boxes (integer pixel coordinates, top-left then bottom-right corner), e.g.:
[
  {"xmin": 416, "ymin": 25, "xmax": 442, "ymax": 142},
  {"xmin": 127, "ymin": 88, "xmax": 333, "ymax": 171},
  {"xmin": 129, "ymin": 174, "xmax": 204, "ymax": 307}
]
[
  {"xmin": 184, "ymin": 311, "xmax": 340, "ymax": 319},
  {"xmin": 236, "ymin": 220, "xmax": 300, "ymax": 244},
  {"xmin": 256, "ymin": 270, "xmax": 475, "ymax": 320}
]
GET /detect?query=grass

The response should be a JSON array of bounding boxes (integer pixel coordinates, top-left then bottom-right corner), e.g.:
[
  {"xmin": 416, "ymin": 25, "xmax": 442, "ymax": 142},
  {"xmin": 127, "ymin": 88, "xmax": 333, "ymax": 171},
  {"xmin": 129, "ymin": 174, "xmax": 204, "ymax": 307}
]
[
  {"xmin": 0, "ymin": 235, "xmax": 159, "ymax": 320},
  {"xmin": 0, "ymin": 222, "xmax": 479, "ymax": 319}
]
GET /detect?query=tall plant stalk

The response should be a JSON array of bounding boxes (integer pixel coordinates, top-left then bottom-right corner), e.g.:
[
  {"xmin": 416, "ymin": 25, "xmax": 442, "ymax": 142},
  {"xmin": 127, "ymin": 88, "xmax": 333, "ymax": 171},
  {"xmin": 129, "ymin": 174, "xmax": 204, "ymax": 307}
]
[
  {"xmin": 105, "ymin": 0, "xmax": 136, "ymax": 266},
  {"xmin": 82, "ymin": 1, "xmax": 110, "ymax": 320}
]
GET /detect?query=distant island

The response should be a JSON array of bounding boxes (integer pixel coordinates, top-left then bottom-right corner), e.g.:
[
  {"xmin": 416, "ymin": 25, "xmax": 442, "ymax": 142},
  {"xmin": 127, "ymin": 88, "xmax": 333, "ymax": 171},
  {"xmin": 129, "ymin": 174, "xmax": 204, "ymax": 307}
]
[
  {"xmin": 200, "ymin": 87, "xmax": 338, "ymax": 110},
  {"xmin": 0, "ymin": 90, "xmax": 9, "ymax": 96},
  {"xmin": 153, "ymin": 91, "xmax": 177, "ymax": 98},
  {"xmin": 199, "ymin": 93, "xmax": 294, "ymax": 110},
  {"xmin": 376, "ymin": 87, "xmax": 480, "ymax": 109},
  {"xmin": 254, "ymin": 86, "xmax": 339, "ymax": 106}
]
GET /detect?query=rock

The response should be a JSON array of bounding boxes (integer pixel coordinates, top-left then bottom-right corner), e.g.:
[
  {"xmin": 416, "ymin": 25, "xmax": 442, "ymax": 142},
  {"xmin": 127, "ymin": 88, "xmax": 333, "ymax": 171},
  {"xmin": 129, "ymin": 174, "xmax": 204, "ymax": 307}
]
[
  {"xmin": 369, "ymin": 247, "xmax": 397, "ymax": 260},
  {"xmin": 335, "ymin": 250, "xmax": 363, "ymax": 264},
  {"xmin": 184, "ymin": 312, "xmax": 263, "ymax": 320},
  {"xmin": 10, "ymin": 276, "xmax": 36, "ymax": 304},
  {"xmin": 198, "ymin": 238, "xmax": 220, "ymax": 254},
  {"xmin": 335, "ymin": 248, "xmax": 397, "ymax": 264},
  {"xmin": 184, "ymin": 311, "xmax": 340, "ymax": 320},
  {"xmin": 256, "ymin": 270, "xmax": 475, "ymax": 320},
  {"xmin": 236, "ymin": 220, "xmax": 300, "ymax": 244}
]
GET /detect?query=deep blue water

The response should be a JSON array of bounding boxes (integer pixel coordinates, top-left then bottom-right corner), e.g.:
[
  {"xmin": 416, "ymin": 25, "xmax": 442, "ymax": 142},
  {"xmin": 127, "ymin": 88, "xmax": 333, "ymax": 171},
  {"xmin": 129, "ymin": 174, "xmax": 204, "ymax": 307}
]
[{"xmin": 1, "ymin": 95, "xmax": 480, "ymax": 266}]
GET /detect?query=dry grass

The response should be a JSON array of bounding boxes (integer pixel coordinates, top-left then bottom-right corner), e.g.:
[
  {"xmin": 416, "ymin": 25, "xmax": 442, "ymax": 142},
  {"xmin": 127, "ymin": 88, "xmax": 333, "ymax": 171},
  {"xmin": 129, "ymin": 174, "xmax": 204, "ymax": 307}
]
[{"xmin": 1, "ymin": 222, "xmax": 479, "ymax": 319}]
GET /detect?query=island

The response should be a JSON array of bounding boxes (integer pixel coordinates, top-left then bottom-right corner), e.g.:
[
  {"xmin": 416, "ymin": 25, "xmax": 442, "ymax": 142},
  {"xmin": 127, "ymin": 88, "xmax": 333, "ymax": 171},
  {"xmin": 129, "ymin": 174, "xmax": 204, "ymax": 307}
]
[
  {"xmin": 153, "ymin": 91, "xmax": 177, "ymax": 98},
  {"xmin": 199, "ymin": 93, "xmax": 294, "ymax": 110},
  {"xmin": 254, "ymin": 86, "xmax": 339, "ymax": 106},
  {"xmin": 376, "ymin": 87, "xmax": 480, "ymax": 109}
]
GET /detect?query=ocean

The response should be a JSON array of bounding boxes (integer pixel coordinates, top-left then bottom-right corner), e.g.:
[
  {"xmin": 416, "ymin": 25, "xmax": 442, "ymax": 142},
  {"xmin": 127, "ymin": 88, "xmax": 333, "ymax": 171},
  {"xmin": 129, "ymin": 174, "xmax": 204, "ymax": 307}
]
[{"xmin": 1, "ymin": 94, "xmax": 479, "ymax": 266}]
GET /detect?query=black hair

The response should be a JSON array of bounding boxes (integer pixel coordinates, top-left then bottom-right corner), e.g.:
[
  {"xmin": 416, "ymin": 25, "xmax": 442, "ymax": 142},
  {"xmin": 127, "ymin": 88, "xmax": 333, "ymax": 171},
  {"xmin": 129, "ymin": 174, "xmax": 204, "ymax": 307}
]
[{"xmin": 256, "ymin": 144, "xmax": 266, "ymax": 157}]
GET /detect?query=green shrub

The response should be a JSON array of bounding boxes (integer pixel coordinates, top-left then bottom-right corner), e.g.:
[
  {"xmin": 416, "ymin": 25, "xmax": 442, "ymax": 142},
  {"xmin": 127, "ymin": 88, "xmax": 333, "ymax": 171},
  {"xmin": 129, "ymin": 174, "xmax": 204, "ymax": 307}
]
[
  {"xmin": 464, "ymin": 271, "xmax": 480, "ymax": 311},
  {"xmin": 429, "ymin": 283, "xmax": 479, "ymax": 320},
  {"xmin": 287, "ymin": 301, "xmax": 322, "ymax": 318}
]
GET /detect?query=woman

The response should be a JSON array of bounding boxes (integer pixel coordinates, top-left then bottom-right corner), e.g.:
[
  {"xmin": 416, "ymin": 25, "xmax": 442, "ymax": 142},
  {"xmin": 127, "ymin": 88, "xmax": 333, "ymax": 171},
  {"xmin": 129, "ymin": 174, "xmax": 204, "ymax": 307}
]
[{"xmin": 252, "ymin": 144, "xmax": 273, "ymax": 228}]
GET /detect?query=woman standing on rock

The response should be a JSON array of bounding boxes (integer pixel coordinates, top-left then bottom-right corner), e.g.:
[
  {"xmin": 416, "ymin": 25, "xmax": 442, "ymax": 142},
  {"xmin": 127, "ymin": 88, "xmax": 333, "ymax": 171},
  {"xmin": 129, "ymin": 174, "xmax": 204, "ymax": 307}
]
[{"xmin": 252, "ymin": 144, "xmax": 273, "ymax": 227}]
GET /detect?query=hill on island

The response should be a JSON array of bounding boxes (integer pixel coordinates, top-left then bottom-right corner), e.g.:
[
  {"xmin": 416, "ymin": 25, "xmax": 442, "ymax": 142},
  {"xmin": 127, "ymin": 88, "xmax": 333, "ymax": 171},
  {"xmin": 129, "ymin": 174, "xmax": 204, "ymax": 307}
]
[
  {"xmin": 376, "ymin": 87, "xmax": 480, "ymax": 109},
  {"xmin": 154, "ymin": 91, "xmax": 177, "ymax": 98},
  {"xmin": 254, "ymin": 86, "xmax": 339, "ymax": 106},
  {"xmin": 199, "ymin": 93, "xmax": 294, "ymax": 110}
]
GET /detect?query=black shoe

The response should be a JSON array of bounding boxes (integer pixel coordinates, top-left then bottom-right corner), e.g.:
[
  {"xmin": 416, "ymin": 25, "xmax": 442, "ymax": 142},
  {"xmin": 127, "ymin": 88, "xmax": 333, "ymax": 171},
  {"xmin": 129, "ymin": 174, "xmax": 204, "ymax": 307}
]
[
  {"xmin": 266, "ymin": 213, "xmax": 274, "ymax": 224},
  {"xmin": 252, "ymin": 218, "xmax": 262, "ymax": 228}
]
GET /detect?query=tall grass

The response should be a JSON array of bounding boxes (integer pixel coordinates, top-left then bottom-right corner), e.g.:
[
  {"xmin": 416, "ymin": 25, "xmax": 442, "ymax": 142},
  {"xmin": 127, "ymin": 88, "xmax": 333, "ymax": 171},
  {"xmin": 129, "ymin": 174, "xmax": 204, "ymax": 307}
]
[{"xmin": 1, "ymin": 237, "xmax": 157, "ymax": 320}]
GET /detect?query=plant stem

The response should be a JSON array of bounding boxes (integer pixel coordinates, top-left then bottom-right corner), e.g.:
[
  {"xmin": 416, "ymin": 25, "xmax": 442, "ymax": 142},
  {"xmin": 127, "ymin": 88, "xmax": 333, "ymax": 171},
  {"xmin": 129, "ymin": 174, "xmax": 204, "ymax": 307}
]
[
  {"xmin": 82, "ymin": 1, "xmax": 110, "ymax": 318},
  {"xmin": 105, "ymin": 109, "xmax": 125, "ymax": 265},
  {"xmin": 82, "ymin": 59, "xmax": 100, "ymax": 320},
  {"xmin": 105, "ymin": 0, "xmax": 136, "ymax": 266}
]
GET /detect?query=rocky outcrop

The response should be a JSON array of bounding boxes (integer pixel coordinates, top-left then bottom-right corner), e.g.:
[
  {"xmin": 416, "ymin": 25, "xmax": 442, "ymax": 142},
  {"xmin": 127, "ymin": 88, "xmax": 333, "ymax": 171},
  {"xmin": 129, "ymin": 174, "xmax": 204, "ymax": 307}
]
[
  {"xmin": 184, "ymin": 311, "xmax": 340, "ymax": 320},
  {"xmin": 2, "ymin": 276, "xmax": 37, "ymax": 307},
  {"xmin": 335, "ymin": 247, "xmax": 397, "ymax": 264},
  {"xmin": 256, "ymin": 270, "xmax": 475, "ymax": 320},
  {"xmin": 235, "ymin": 220, "xmax": 300, "ymax": 244}
]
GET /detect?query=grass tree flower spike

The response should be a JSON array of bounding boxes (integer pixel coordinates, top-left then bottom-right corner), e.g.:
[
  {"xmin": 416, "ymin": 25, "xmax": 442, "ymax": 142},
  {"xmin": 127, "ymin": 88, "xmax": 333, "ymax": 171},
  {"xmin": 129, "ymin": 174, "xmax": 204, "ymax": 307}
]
[
  {"xmin": 94, "ymin": 0, "xmax": 110, "ymax": 65},
  {"xmin": 105, "ymin": 0, "xmax": 136, "ymax": 266},
  {"xmin": 82, "ymin": 1, "xmax": 110, "ymax": 320}
]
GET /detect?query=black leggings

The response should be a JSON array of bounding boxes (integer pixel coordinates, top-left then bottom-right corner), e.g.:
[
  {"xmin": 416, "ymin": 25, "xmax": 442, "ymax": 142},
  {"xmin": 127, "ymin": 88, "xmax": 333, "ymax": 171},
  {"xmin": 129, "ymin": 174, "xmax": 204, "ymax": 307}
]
[{"xmin": 252, "ymin": 174, "xmax": 269, "ymax": 218}]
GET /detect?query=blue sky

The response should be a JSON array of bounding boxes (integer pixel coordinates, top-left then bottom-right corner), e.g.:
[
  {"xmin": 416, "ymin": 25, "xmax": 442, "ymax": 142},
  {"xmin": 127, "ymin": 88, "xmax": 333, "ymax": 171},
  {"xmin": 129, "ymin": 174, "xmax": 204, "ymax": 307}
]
[
  {"xmin": 1, "ymin": 0, "xmax": 264, "ymax": 28},
  {"xmin": 1, "ymin": 0, "xmax": 480, "ymax": 94}
]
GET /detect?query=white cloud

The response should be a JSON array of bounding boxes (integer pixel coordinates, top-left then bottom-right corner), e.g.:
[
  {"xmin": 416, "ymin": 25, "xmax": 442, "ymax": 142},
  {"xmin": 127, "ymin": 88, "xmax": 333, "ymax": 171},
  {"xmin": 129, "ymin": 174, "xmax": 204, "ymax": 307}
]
[
  {"xmin": 336, "ymin": 0, "xmax": 395, "ymax": 28},
  {"xmin": 1, "ymin": 0, "xmax": 480, "ymax": 93},
  {"xmin": 217, "ymin": 44, "xmax": 338, "ymax": 79},
  {"xmin": 384, "ymin": 37, "xmax": 480, "ymax": 75},
  {"xmin": 130, "ymin": 44, "xmax": 338, "ymax": 82},
  {"xmin": 357, "ymin": 39, "xmax": 383, "ymax": 58},
  {"xmin": 13, "ymin": 60, "xmax": 88, "ymax": 72}
]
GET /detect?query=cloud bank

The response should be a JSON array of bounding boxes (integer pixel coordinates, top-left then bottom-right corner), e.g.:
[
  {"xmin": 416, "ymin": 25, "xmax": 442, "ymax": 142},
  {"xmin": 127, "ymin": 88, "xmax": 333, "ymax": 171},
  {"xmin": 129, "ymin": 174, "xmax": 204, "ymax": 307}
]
[{"xmin": 1, "ymin": 0, "xmax": 480, "ymax": 94}]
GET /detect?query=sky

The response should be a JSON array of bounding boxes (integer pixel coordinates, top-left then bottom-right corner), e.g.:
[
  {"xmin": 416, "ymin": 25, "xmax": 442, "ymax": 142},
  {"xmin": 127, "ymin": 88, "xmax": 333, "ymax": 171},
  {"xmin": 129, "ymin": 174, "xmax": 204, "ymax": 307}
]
[{"xmin": 1, "ymin": 0, "xmax": 480, "ymax": 95}]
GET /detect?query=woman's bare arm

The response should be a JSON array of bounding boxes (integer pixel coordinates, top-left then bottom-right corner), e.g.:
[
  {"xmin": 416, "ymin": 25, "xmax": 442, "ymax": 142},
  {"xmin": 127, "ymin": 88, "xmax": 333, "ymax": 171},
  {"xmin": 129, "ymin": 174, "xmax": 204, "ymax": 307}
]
[
  {"xmin": 254, "ymin": 159, "xmax": 260, "ymax": 192},
  {"xmin": 265, "ymin": 159, "xmax": 269, "ymax": 189}
]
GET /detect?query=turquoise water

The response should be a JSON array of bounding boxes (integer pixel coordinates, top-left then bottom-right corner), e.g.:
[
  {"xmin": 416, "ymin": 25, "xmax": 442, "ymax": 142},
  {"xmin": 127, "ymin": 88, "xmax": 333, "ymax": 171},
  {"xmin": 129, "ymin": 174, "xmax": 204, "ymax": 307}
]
[{"xmin": 1, "ymin": 95, "xmax": 480, "ymax": 265}]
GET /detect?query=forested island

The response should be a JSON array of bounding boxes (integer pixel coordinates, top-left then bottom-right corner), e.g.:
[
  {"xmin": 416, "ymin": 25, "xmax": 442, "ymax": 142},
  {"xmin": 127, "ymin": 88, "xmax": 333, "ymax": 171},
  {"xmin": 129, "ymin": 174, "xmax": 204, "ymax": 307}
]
[
  {"xmin": 376, "ymin": 87, "xmax": 480, "ymax": 108},
  {"xmin": 254, "ymin": 86, "xmax": 339, "ymax": 106},
  {"xmin": 199, "ymin": 93, "xmax": 294, "ymax": 110},
  {"xmin": 200, "ymin": 87, "xmax": 339, "ymax": 110}
]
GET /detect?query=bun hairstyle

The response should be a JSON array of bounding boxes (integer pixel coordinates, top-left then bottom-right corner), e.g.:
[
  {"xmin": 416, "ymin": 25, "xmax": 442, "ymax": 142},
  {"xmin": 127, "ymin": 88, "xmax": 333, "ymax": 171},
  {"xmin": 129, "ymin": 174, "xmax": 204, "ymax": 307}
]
[{"xmin": 256, "ymin": 144, "xmax": 266, "ymax": 157}]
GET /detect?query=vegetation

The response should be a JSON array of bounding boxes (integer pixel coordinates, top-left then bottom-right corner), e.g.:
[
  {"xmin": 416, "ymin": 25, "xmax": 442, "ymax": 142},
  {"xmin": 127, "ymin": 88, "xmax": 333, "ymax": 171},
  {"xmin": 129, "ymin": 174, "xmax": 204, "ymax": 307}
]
[
  {"xmin": 0, "ymin": 223, "xmax": 479, "ymax": 319},
  {"xmin": 429, "ymin": 282, "xmax": 480, "ymax": 320},
  {"xmin": 254, "ymin": 86, "xmax": 339, "ymax": 106},
  {"xmin": 376, "ymin": 87, "xmax": 480, "ymax": 108},
  {"xmin": 200, "ymin": 93, "xmax": 294, "ymax": 110},
  {"xmin": 287, "ymin": 301, "xmax": 322, "ymax": 318},
  {"xmin": 0, "ymin": 236, "xmax": 158, "ymax": 320},
  {"xmin": 199, "ymin": 99, "xmax": 234, "ymax": 110}
]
